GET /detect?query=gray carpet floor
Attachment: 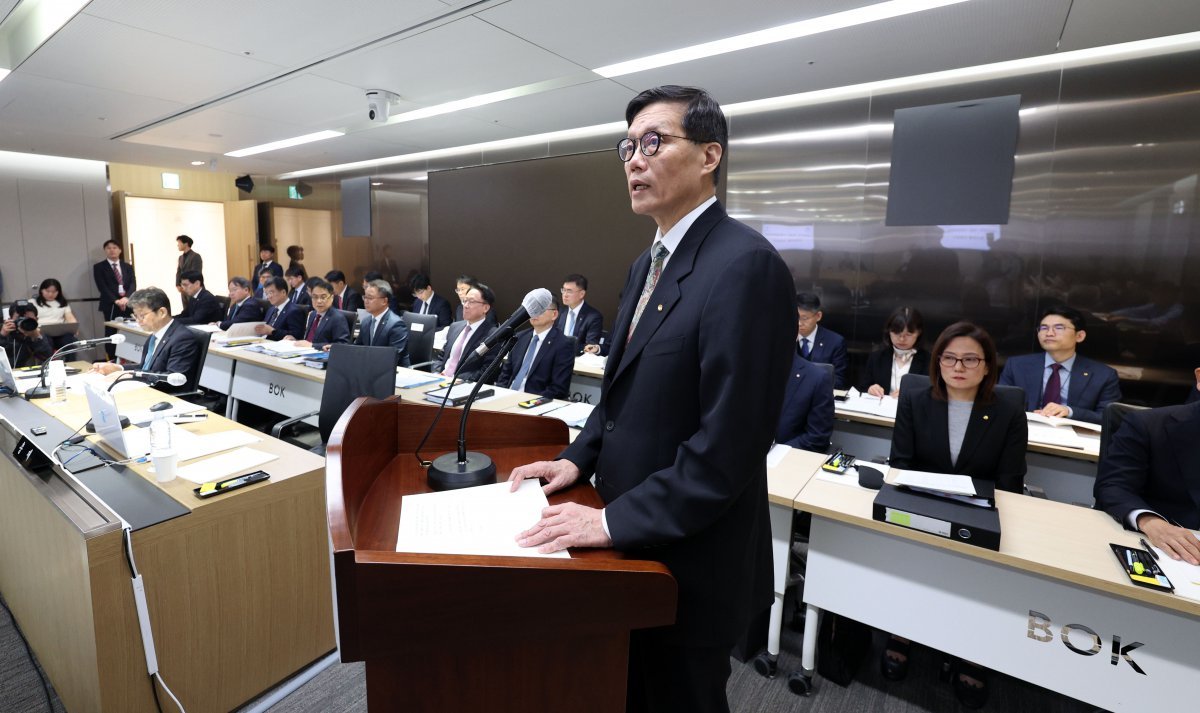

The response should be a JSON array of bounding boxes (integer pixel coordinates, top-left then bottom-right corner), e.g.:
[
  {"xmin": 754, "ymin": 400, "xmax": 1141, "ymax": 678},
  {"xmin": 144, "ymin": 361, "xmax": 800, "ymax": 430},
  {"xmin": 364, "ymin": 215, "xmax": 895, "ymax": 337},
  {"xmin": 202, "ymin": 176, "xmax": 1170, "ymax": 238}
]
[{"xmin": 2, "ymin": 596, "xmax": 1096, "ymax": 713}]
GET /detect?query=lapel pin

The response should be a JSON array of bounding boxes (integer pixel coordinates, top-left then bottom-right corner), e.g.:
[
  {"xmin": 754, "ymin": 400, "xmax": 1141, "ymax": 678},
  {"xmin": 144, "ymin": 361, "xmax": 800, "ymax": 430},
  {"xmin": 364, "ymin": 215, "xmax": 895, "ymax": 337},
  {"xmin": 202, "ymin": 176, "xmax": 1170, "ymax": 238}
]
[
  {"xmin": 657, "ymin": 304, "xmax": 662, "ymax": 311},
  {"xmin": 983, "ymin": 415, "xmax": 989, "ymax": 421},
  {"xmin": 1083, "ymin": 372, "xmax": 1090, "ymax": 377}
]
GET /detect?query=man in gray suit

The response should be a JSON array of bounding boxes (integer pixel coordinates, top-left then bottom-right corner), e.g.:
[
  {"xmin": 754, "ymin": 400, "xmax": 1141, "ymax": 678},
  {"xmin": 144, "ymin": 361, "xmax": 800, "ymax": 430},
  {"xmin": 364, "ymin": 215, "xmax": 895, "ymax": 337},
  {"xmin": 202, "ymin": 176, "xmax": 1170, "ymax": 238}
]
[{"xmin": 356, "ymin": 280, "xmax": 411, "ymax": 367}]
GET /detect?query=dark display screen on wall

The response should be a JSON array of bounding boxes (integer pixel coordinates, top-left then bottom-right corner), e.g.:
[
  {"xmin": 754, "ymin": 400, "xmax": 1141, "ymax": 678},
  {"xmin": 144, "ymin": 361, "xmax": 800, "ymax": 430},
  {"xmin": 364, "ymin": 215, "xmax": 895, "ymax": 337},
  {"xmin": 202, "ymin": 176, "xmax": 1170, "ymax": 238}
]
[{"xmin": 886, "ymin": 94, "xmax": 1021, "ymax": 226}]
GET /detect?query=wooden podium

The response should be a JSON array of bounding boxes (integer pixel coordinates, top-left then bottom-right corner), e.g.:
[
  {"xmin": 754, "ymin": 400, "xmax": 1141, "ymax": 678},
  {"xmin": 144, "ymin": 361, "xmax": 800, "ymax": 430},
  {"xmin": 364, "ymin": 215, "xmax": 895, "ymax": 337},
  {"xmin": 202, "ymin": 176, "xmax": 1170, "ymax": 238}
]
[{"xmin": 326, "ymin": 397, "xmax": 677, "ymax": 712}]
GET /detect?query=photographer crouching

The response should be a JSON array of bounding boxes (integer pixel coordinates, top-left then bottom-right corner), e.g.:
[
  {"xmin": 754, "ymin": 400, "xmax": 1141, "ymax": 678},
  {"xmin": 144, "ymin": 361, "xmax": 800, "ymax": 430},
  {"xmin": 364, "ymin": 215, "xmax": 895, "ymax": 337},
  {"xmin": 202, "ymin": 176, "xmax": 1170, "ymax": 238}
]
[{"xmin": 2, "ymin": 301, "xmax": 54, "ymax": 367}]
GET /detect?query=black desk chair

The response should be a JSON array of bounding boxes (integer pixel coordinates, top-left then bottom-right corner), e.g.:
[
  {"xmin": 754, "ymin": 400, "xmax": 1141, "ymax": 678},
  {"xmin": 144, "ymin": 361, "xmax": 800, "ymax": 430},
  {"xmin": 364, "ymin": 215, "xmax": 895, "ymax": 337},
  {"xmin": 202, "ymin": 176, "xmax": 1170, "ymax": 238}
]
[
  {"xmin": 897, "ymin": 373, "xmax": 1025, "ymax": 413},
  {"xmin": 401, "ymin": 311, "xmax": 439, "ymax": 371},
  {"xmin": 337, "ymin": 308, "xmax": 359, "ymax": 339},
  {"xmin": 271, "ymin": 344, "xmax": 397, "ymax": 455},
  {"xmin": 215, "ymin": 295, "xmax": 231, "ymax": 313},
  {"xmin": 173, "ymin": 326, "xmax": 223, "ymax": 410},
  {"xmin": 1100, "ymin": 402, "xmax": 1149, "ymax": 464},
  {"xmin": 812, "ymin": 362, "xmax": 835, "ymax": 385}
]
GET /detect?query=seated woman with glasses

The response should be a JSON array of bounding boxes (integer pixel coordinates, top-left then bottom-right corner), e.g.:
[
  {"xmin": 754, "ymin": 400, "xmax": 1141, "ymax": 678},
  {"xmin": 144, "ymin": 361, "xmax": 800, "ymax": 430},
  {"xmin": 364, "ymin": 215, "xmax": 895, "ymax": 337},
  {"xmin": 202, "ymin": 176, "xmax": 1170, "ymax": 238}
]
[
  {"xmin": 881, "ymin": 321, "xmax": 1027, "ymax": 710},
  {"xmin": 860, "ymin": 306, "xmax": 929, "ymax": 397}
]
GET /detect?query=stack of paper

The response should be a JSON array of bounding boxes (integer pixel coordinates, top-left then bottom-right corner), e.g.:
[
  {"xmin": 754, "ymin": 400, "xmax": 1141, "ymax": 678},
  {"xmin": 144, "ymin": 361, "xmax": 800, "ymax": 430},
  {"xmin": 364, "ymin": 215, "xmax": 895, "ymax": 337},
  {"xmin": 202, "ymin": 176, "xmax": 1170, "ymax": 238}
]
[
  {"xmin": 893, "ymin": 468, "xmax": 993, "ymax": 508},
  {"xmin": 546, "ymin": 402, "xmax": 594, "ymax": 428},
  {"xmin": 1026, "ymin": 412, "xmax": 1102, "ymax": 433},
  {"xmin": 396, "ymin": 480, "xmax": 569, "ymax": 558},
  {"xmin": 1026, "ymin": 422, "xmax": 1095, "ymax": 450},
  {"xmin": 839, "ymin": 387, "xmax": 900, "ymax": 419},
  {"xmin": 395, "ymin": 371, "xmax": 443, "ymax": 390},
  {"xmin": 1149, "ymin": 543, "xmax": 1200, "ymax": 602}
]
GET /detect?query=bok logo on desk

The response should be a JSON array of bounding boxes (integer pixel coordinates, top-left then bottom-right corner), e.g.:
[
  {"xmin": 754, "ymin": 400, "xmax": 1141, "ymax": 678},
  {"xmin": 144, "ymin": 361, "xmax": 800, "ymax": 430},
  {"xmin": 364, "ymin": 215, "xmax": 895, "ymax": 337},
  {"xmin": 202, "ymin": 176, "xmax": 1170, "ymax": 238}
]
[
  {"xmin": 268, "ymin": 383, "xmax": 286, "ymax": 397},
  {"xmin": 1027, "ymin": 610, "xmax": 1146, "ymax": 675}
]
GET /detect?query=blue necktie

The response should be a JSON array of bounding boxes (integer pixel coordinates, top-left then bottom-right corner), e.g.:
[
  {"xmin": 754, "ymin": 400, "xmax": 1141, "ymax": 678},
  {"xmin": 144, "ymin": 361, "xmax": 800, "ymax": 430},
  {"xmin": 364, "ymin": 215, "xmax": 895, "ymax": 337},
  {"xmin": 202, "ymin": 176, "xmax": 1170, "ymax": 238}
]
[
  {"xmin": 801, "ymin": 337, "xmax": 811, "ymax": 359},
  {"xmin": 141, "ymin": 334, "xmax": 157, "ymax": 370},
  {"xmin": 565, "ymin": 311, "xmax": 576, "ymax": 337},
  {"xmin": 511, "ymin": 334, "xmax": 539, "ymax": 392}
]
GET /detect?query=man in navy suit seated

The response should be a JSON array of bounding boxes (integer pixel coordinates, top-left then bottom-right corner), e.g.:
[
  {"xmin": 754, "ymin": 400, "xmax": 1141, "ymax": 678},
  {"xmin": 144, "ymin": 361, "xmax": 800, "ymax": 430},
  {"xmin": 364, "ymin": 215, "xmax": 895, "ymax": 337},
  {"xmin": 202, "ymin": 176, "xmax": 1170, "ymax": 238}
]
[
  {"xmin": 356, "ymin": 280, "xmax": 411, "ymax": 367},
  {"xmin": 90, "ymin": 287, "xmax": 201, "ymax": 393},
  {"xmin": 775, "ymin": 353, "xmax": 835, "ymax": 452},
  {"xmin": 1095, "ymin": 398, "xmax": 1200, "ymax": 565},
  {"xmin": 557, "ymin": 273, "xmax": 604, "ymax": 355},
  {"xmin": 998, "ymin": 305, "xmax": 1121, "ymax": 424},
  {"xmin": 286, "ymin": 278, "xmax": 350, "ymax": 351},
  {"xmin": 795, "ymin": 292, "xmax": 849, "ymax": 389},
  {"xmin": 254, "ymin": 277, "xmax": 306, "ymax": 341},
  {"xmin": 174, "ymin": 271, "xmax": 222, "ymax": 325},
  {"xmin": 218, "ymin": 276, "xmax": 265, "ymax": 331},
  {"xmin": 409, "ymin": 272, "xmax": 453, "ymax": 329},
  {"xmin": 497, "ymin": 298, "xmax": 574, "ymax": 399},
  {"xmin": 284, "ymin": 266, "xmax": 311, "ymax": 307}
]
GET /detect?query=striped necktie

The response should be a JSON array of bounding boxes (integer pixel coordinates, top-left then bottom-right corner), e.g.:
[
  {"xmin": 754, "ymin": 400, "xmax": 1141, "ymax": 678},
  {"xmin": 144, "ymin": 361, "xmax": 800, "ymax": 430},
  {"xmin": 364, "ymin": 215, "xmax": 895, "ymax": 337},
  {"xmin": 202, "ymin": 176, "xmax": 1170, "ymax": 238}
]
[{"xmin": 627, "ymin": 241, "xmax": 669, "ymax": 344}]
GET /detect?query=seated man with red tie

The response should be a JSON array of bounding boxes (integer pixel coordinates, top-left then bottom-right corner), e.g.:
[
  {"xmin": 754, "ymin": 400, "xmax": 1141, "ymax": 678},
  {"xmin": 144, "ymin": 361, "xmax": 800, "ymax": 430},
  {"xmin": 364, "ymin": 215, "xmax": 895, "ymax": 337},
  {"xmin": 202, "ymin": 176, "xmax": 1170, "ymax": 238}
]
[
  {"xmin": 435, "ymin": 284, "xmax": 498, "ymax": 382},
  {"xmin": 497, "ymin": 298, "xmax": 573, "ymax": 399},
  {"xmin": 355, "ymin": 280, "xmax": 411, "ymax": 367},
  {"xmin": 254, "ymin": 277, "xmax": 306, "ymax": 341},
  {"xmin": 218, "ymin": 276, "xmax": 265, "ymax": 331},
  {"xmin": 325, "ymin": 270, "xmax": 363, "ymax": 313},
  {"xmin": 90, "ymin": 287, "xmax": 200, "ymax": 392},
  {"xmin": 285, "ymin": 278, "xmax": 350, "ymax": 351},
  {"xmin": 998, "ymin": 304, "xmax": 1121, "ymax": 424}
]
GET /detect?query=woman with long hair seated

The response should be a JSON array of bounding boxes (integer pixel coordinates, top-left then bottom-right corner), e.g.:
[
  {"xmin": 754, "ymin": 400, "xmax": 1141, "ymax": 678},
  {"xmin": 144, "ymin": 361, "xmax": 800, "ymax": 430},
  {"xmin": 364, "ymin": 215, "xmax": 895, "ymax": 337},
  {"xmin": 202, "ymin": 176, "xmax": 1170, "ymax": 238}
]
[
  {"xmin": 881, "ymin": 321, "xmax": 1027, "ymax": 709},
  {"xmin": 34, "ymin": 278, "xmax": 77, "ymax": 349}
]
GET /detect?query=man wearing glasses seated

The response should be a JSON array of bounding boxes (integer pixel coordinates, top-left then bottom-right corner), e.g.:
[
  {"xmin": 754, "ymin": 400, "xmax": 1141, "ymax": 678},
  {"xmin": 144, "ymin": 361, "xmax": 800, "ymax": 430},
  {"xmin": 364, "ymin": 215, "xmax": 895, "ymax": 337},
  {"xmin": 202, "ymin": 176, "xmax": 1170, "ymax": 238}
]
[{"xmin": 998, "ymin": 305, "xmax": 1121, "ymax": 423}]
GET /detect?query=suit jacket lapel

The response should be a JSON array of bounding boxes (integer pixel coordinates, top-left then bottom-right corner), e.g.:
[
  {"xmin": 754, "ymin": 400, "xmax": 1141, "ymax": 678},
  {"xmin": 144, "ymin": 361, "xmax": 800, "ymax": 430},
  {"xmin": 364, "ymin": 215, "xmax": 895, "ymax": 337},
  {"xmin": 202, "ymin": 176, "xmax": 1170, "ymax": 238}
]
[
  {"xmin": 1069, "ymin": 358, "xmax": 1093, "ymax": 407},
  {"xmin": 611, "ymin": 202, "xmax": 724, "ymax": 386},
  {"xmin": 603, "ymin": 251, "xmax": 650, "ymax": 379},
  {"xmin": 927, "ymin": 396, "xmax": 954, "ymax": 471}
]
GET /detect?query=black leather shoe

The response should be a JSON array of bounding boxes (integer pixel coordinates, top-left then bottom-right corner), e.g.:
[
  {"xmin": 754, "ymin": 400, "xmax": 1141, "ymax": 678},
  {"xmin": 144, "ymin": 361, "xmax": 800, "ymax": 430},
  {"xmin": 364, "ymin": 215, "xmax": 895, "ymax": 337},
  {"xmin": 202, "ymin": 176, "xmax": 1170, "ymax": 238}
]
[
  {"xmin": 953, "ymin": 664, "xmax": 990, "ymax": 710},
  {"xmin": 880, "ymin": 636, "xmax": 910, "ymax": 681}
]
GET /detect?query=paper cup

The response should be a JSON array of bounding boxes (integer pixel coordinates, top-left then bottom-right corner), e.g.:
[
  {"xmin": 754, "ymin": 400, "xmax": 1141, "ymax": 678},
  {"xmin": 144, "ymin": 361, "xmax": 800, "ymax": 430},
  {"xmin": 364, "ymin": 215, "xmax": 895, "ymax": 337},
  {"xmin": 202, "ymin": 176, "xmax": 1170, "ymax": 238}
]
[{"xmin": 150, "ymin": 449, "xmax": 178, "ymax": 483}]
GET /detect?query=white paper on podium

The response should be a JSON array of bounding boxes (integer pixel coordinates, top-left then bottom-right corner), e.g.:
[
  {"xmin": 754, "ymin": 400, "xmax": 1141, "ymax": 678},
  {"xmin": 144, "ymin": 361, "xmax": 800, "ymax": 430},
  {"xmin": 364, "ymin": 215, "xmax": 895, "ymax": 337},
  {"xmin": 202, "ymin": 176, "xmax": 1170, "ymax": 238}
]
[{"xmin": 396, "ymin": 480, "xmax": 570, "ymax": 558}]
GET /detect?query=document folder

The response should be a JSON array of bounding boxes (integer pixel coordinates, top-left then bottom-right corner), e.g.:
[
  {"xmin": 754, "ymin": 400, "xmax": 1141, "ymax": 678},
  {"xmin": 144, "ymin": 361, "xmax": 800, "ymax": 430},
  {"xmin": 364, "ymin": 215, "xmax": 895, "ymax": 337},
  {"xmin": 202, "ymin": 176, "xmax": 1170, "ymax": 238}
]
[{"xmin": 872, "ymin": 483, "xmax": 1001, "ymax": 550}]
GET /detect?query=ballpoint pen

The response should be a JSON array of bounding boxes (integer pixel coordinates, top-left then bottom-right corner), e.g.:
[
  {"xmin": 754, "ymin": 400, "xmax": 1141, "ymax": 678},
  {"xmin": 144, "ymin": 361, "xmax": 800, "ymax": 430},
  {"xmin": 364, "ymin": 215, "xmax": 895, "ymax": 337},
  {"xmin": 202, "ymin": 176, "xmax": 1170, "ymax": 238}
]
[{"xmin": 1140, "ymin": 538, "xmax": 1160, "ymax": 561}]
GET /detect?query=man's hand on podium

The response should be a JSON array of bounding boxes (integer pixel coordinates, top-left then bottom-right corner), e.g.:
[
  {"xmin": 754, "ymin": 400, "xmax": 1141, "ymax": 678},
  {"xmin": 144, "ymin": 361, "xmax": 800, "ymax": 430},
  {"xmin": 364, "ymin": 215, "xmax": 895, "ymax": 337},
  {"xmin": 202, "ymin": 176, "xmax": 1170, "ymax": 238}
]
[
  {"xmin": 509, "ymin": 460, "xmax": 611, "ymax": 553},
  {"xmin": 516, "ymin": 502, "xmax": 611, "ymax": 554}
]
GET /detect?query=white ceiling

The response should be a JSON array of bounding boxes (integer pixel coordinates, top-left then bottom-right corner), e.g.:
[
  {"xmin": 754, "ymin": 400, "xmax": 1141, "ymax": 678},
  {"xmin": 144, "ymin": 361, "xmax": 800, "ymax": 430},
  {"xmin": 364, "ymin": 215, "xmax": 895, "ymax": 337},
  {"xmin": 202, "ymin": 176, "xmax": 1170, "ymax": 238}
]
[{"xmin": 0, "ymin": 0, "xmax": 1197, "ymax": 179}]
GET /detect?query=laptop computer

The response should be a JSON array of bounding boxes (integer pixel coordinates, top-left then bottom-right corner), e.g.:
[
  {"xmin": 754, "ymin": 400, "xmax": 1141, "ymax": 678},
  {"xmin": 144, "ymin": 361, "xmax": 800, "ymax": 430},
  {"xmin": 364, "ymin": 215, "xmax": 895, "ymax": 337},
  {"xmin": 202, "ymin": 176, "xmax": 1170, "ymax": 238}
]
[
  {"xmin": 39, "ymin": 323, "xmax": 80, "ymax": 338},
  {"xmin": 83, "ymin": 383, "xmax": 197, "ymax": 459}
]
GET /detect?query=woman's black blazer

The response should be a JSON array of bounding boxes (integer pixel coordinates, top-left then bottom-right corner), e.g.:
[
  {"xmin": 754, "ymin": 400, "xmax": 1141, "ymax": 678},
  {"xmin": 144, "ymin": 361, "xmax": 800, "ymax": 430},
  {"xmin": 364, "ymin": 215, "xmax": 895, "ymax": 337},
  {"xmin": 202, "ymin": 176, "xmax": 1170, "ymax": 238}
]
[{"xmin": 860, "ymin": 347, "xmax": 931, "ymax": 393}]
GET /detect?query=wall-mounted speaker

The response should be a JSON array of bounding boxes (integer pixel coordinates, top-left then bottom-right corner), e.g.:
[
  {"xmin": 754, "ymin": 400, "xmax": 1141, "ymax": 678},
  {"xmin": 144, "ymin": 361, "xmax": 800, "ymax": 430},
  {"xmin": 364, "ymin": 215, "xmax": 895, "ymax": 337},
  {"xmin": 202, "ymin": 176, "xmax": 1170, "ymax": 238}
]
[{"xmin": 235, "ymin": 174, "xmax": 254, "ymax": 193}]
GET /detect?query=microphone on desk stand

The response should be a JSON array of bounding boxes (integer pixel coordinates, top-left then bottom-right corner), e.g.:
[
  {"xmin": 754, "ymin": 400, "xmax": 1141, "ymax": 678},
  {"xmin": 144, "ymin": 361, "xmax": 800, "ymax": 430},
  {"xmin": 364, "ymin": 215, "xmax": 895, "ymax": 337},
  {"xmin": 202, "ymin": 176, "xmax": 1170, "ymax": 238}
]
[{"xmin": 25, "ymin": 334, "xmax": 126, "ymax": 400}]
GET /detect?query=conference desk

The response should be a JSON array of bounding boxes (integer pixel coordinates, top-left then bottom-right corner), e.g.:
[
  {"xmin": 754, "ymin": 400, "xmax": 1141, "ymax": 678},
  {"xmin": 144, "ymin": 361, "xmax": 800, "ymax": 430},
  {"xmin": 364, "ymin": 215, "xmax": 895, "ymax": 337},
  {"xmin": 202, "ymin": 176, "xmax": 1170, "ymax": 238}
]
[
  {"xmin": 831, "ymin": 401, "xmax": 1101, "ymax": 506},
  {"xmin": 0, "ymin": 372, "xmax": 334, "ymax": 713},
  {"xmin": 773, "ymin": 453, "xmax": 1199, "ymax": 711}
]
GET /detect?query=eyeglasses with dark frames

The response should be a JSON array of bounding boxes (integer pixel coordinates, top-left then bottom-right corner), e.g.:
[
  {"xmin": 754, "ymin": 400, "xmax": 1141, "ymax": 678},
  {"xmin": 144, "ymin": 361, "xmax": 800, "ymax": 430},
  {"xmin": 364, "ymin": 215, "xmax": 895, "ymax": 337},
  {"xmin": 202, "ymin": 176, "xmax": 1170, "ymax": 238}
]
[
  {"xmin": 617, "ymin": 131, "xmax": 701, "ymax": 162},
  {"xmin": 939, "ymin": 354, "xmax": 984, "ymax": 369}
]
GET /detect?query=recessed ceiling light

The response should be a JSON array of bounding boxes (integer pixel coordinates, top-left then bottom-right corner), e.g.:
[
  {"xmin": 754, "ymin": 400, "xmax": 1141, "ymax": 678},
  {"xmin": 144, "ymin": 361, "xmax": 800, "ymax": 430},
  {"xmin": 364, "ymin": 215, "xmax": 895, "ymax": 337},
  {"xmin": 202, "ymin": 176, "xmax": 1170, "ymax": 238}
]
[
  {"xmin": 371, "ymin": 182, "xmax": 382, "ymax": 186},
  {"xmin": 190, "ymin": 160, "xmax": 206, "ymax": 166},
  {"xmin": 226, "ymin": 130, "xmax": 344, "ymax": 158},
  {"xmin": 591, "ymin": 0, "xmax": 972, "ymax": 77}
]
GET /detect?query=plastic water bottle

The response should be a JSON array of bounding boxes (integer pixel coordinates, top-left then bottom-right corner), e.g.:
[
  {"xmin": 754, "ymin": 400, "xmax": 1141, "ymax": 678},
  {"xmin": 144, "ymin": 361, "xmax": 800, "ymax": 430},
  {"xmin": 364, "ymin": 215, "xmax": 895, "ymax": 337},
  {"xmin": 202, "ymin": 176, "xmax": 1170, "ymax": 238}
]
[
  {"xmin": 48, "ymin": 360, "xmax": 68, "ymax": 404},
  {"xmin": 150, "ymin": 414, "xmax": 172, "ymax": 454}
]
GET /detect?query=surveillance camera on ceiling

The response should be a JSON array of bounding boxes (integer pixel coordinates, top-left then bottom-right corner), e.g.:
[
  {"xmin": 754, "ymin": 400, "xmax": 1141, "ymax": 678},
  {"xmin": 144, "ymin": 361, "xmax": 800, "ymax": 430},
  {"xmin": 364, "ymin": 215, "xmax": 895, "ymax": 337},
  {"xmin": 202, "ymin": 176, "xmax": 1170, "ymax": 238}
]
[{"xmin": 366, "ymin": 90, "xmax": 398, "ymax": 123}]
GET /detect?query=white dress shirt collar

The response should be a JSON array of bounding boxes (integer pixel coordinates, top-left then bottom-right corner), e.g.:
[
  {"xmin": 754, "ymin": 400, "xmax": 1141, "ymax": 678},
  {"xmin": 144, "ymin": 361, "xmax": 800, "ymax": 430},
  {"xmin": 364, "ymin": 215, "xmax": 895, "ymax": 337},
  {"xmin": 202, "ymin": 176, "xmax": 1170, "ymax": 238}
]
[{"xmin": 652, "ymin": 195, "xmax": 717, "ymax": 270}]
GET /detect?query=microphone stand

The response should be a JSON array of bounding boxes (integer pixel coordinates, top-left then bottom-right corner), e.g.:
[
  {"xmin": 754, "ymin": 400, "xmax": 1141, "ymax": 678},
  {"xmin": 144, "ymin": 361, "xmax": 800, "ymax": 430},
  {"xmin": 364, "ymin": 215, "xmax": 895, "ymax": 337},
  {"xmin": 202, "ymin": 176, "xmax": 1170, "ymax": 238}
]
[
  {"xmin": 25, "ymin": 339, "xmax": 110, "ymax": 400},
  {"xmin": 427, "ymin": 331, "xmax": 520, "ymax": 491}
]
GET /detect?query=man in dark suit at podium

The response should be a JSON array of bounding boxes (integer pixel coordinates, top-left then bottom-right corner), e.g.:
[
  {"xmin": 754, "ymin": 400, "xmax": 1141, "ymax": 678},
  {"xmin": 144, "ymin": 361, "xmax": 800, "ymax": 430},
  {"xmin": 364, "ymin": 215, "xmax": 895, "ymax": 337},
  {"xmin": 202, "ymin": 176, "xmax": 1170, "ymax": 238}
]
[
  {"xmin": 1095, "ymin": 399, "xmax": 1200, "ymax": 566},
  {"xmin": 509, "ymin": 85, "xmax": 795, "ymax": 713},
  {"xmin": 795, "ymin": 292, "xmax": 848, "ymax": 389},
  {"xmin": 998, "ymin": 305, "xmax": 1121, "ymax": 424}
]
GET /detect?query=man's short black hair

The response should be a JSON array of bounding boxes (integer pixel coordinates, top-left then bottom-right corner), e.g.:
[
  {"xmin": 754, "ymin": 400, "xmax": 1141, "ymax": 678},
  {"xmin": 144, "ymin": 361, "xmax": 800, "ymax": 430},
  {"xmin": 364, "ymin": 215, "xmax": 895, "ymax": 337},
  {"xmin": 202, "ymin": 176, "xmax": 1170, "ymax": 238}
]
[
  {"xmin": 625, "ymin": 85, "xmax": 727, "ymax": 185},
  {"xmin": 128, "ymin": 287, "xmax": 170, "ymax": 314},
  {"xmin": 258, "ymin": 267, "xmax": 275, "ymax": 278},
  {"xmin": 260, "ymin": 244, "xmax": 275, "ymax": 254},
  {"xmin": 229, "ymin": 276, "xmax": 252, "ymax": 291},
  {"xmin": 176, "ymin": 235, "xmax": 193, "ymax": 247},
  {"xmin": 103, "ymin": 239, "xmax": 121, "ymax": 250},
  {"xmin": 456, "ymin": 274, "xmax": 477, "ymax": 286},
  {"xmin": 308, "ymin": 278, "xmax": 333, "ymax": 295},
  {"xmin": 474, "ymin": 283, "xmax": 495, "ymax": 307},
  {"xmin": 285, "ymin": 266, "xmax": 306, "ymax": 279},
  {"xmin": 180, "ymin": 270, "xmax": 204, "ymax": 285},
  {"xmin": 325, "ymin": 270, "xmax": 346, "ymax": 284},
  {"xmin": 363, "ymin": 270, "xmax": 383, "ymax": 282},
  {"xmin": 563, "ymin": 273, "xmax": 588, "ymax": 291},
  {"xmin": 796, "ymin": 292, "xmax": 822, "ymax": 312},
  {"xmin": 410, "ymin": 272, "xmax": 432, "ymax": 291},
  {"xmin": 266, "ymin": 277, "xmax": 288, "ymax": 293},
  {"xmin": 1040, "ymin": 304, "xmax": 1087, "ymax": 332}
]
